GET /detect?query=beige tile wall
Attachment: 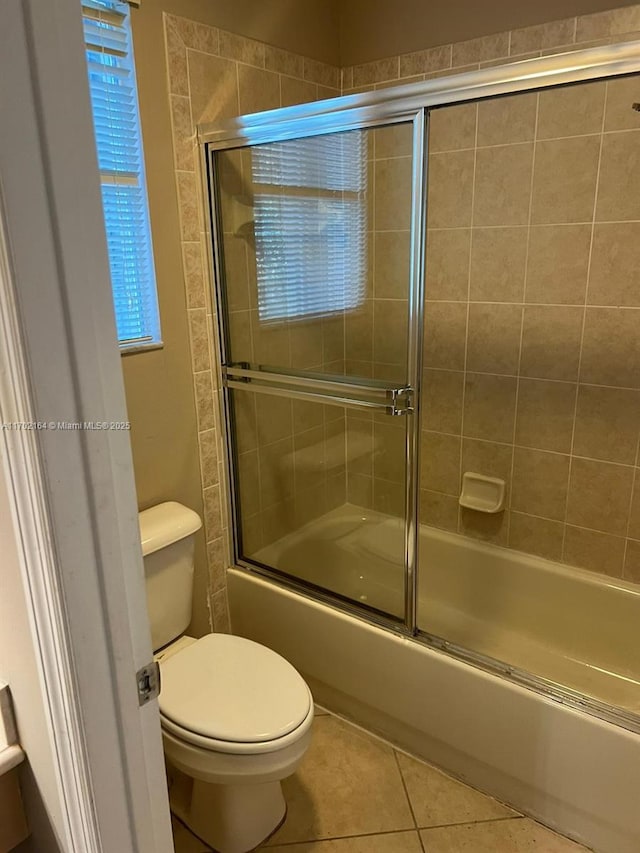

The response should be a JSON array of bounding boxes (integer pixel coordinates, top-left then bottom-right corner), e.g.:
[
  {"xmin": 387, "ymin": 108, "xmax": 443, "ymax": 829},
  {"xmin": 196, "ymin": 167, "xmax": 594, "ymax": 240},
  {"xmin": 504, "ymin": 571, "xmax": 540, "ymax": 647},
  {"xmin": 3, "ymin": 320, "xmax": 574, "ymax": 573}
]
[
  {"xmin": 164, "ymin": 13, "xmax": 340, "ymax": 618},
  {"xmin": 420, "ymin": 75, "xmax": 640, "ymax": 584}
]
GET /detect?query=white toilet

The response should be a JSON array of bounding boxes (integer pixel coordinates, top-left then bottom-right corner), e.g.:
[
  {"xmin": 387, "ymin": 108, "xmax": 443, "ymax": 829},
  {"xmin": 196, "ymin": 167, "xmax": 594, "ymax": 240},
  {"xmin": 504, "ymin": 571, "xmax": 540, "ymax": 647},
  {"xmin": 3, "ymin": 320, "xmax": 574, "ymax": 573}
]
[{"xmin": 139, "ymin": 501, "xmax": 314, "ymax": 853}]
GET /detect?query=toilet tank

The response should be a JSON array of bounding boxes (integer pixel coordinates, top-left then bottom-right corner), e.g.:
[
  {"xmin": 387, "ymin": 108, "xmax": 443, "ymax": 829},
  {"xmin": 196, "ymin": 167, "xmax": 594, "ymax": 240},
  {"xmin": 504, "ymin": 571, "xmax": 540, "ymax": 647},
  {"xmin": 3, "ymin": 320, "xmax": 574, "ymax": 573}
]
[{"xmin": 139, "ymin": 502, "xmax": 202, "ymax": 652}]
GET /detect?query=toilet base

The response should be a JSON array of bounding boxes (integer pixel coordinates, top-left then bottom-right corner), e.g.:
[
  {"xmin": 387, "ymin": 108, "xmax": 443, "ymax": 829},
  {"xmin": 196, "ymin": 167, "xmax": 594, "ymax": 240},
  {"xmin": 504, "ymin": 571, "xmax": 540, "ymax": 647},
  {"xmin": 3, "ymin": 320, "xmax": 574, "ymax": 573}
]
[{"xmin": 172, "ymin": 775, "xmax": 287, "ymax": 853}]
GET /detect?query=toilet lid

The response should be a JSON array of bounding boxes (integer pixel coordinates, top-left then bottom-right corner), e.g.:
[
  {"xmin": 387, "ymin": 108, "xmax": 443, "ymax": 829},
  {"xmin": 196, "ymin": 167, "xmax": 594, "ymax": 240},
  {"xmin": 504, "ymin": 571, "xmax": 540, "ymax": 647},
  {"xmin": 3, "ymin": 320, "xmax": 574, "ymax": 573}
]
[{"xmin": 158, "ymin": 634, "xmax": 311, "ymax": 743}]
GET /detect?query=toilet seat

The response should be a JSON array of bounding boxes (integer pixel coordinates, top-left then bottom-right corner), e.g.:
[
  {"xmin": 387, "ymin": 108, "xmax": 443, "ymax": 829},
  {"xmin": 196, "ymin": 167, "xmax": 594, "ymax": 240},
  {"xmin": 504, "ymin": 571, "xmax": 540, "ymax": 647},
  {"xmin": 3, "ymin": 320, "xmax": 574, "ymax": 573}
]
[
  {"xmin": 158, "ymin": 634, "xmax": 312, "ymax": 755},
  {"xmin": 161, "ymin": 699, "xmax": 314, "ymax": 755}
]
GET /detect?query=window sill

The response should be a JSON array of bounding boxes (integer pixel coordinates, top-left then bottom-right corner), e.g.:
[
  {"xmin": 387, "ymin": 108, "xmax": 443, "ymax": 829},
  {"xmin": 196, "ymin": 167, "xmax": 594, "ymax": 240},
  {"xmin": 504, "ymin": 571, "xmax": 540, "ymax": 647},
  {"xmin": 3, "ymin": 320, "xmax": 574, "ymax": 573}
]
[{"xmin": 119, "ymin": 341, "xmax": 164, "ymax": 357}]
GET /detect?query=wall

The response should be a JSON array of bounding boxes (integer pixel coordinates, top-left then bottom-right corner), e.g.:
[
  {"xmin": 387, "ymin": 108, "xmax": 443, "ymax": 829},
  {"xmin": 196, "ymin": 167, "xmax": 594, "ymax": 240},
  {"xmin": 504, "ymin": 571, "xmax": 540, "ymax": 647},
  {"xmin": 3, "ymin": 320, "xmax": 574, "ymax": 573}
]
[
  {"xmin": 0, "ymin": 458, "xmax": 62, "ymax": 852},
  {"xmin": 162, "ymin": 11, "xmax": 342, "ymax": 617},
  {"xmin": 127, "ymin": 0, "xmax": 340, "ymax": 635},
  {"xmin": 339, "ymin": 0, "xmax": 640, "ymax": 65},
  {"xmin": 128, "ymin": 0, "xmax": 210, "ymax": 636}
]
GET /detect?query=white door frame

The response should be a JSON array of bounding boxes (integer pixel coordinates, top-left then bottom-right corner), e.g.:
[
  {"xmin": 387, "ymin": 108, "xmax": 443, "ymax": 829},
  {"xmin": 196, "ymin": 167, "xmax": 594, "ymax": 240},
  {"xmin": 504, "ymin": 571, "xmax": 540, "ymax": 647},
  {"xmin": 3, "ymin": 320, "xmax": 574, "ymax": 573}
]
[{"xmin": 0, "ymin": 1, "xmax": 172, "ymax": 850}]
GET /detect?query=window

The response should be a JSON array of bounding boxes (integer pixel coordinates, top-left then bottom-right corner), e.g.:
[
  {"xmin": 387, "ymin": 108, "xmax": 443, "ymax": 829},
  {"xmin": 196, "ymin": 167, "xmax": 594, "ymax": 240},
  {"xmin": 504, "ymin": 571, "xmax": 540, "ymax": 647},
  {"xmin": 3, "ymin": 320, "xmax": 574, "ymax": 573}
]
[
  {"xmin": 82, "ymin": 0, "xmax": 161, "ymax": 350},
  {"xmin": 250, "ymin": 131, "xmax": 368, "ymax": 323}
]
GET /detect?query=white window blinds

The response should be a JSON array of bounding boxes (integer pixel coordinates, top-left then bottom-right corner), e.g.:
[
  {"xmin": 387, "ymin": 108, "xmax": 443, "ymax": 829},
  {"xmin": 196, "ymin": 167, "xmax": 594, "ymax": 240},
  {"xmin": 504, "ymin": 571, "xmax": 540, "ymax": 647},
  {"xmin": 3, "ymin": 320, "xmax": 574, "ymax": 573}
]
[
  {"xmin": 82, "ymin": 0, "xmax": 161, "ymax": 349},
  {"xmin": 251, "ymin": 131, "xmax": 368, "ymax": 323}
]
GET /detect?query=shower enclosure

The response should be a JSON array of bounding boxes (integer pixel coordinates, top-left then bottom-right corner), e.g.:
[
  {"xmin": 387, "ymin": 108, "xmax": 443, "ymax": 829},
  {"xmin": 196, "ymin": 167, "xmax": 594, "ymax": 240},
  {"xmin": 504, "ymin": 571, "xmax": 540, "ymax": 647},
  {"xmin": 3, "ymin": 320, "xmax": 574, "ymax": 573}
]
[{"xmin": 201, "ymin": 42, "xmax": 640, "ymax": 734}]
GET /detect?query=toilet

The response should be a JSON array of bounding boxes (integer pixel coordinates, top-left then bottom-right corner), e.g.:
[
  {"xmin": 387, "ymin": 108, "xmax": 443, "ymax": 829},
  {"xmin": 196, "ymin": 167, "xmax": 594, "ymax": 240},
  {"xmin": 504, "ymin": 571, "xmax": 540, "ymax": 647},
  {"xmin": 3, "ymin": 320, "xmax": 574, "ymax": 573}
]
[{"xmin": 139, "ymin": 501, "xmax": 314, "ymax": 853}]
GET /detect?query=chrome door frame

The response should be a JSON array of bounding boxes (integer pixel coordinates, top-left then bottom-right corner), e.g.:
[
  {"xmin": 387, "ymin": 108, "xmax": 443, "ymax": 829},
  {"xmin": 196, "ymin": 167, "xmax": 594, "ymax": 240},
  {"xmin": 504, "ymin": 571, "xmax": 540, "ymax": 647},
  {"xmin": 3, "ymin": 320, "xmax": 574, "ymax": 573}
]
[{"xmin": 202, "ymin": 38, "xmax": 640, "ymax": 639}]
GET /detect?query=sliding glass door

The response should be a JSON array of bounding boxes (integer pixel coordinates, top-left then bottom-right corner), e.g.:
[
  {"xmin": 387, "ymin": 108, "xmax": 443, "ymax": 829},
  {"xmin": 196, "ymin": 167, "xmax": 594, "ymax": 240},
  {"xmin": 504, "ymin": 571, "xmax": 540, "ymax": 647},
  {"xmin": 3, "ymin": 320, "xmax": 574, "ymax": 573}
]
[{"xmin": 208, "ymin": 118, "xmax": 424, "ymax": 622}]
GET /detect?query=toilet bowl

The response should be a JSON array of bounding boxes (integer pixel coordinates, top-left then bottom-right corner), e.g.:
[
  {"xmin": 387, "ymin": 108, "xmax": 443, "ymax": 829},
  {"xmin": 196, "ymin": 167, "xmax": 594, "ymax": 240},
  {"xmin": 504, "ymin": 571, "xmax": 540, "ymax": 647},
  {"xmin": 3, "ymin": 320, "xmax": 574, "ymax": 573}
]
[
  {"xmin": 157, "ymin": 633, "xmax": 313, "ymax": 852},
  {"xmin": 139, "ymin": 503, "xmax": 314, "ymax": 853}
]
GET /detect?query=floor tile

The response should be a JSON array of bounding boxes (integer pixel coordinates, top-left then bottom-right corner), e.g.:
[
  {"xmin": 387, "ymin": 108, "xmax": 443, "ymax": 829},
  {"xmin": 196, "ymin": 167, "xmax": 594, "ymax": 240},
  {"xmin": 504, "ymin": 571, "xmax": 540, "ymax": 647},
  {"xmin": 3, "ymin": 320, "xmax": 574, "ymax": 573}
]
[
  {"xmin": 396, "ymin": 751, "xmax": 518, "ymax": 828},
  {"xmin": 268, "ymin": 830, "xmax": 423, "ymax": 852},
  {"xmin": 171, "ymin": 816, "xmax": 210, "ymax": 852},
  {"xmin": 172, "ymin": 712, "xmax": 588, "ymax": 853},
  {"xmin": 420, "ymin": 817, "xmax": 590, "ymax": 852},
  {"xmin": 265, "ymin": 715, "xmax": 414, "ymax": 845}
]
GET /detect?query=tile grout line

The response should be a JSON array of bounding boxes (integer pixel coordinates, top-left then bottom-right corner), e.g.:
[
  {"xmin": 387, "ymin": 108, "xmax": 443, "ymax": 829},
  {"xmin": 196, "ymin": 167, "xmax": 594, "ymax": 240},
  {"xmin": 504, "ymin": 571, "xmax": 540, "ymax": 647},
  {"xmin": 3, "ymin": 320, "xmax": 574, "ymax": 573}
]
[
  {"xmin": 507, "ymin": 89, "xmax": 541, "ymax": 547},
  {"xmin": 391, "ymin": 749, "xmax": 426, "ymax": 851},
  {"xmin": 622, "ymin": 121, "xmax": 640, "ymax": 575},
  {"xmin": 369, "ymin": 129, "xmax": 377, "ymax": 509},
  {"xmin": 455, "ymin": 100, "xmax": 479, "ymax": 537},
  {"xmin": 260, "ymin": 815, "xmax": 530, "ymax": 849},
  {"xmin": 422, "ymin": 298, "xmax": 640, "ymax": 310},
  {"xmin": 261, "ymin": 827, "xmax": 430, "ymax": 848},
  {"xmin": 321, "ymin": 710, "xmax": 523, "ymax": 821},
  {"xmin": 421, "ymin": 364, "xmax": 640, "ymax": 395},
  {"xmin": 424, "ymin": 125, "xmax": 640, "ymax": 156},
  {"xmin": 419, "ymin": 814, "xmax": 527, "ymax": 832},
  {"xmin": 172, "ymin": 813, "xmax": 213, "ymax": 852},
  {"xmin": 621, "ymin": 420, "xmax": 640, "ymax": 580},
  {"xmin": 427, "ymin": 216, "xmax": 640, "ymax": 231},
  {"xmin": 560, "ymin": 79, "xmax": 608, "ymax": 564}
]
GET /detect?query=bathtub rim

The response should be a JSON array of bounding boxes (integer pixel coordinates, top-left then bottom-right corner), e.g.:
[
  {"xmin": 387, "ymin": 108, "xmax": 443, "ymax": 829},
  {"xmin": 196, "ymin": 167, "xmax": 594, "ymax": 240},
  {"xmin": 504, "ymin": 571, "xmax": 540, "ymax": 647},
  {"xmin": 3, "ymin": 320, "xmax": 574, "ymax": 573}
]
[{"xmin": 231, "ymin": 557, "xmax": 640, "ymax": 736}]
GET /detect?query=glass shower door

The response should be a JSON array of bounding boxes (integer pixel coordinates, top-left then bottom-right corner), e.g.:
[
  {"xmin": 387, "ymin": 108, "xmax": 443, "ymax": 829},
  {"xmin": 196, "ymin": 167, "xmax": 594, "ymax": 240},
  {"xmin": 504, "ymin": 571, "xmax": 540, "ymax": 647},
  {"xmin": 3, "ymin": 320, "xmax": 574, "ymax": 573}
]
[
  {"xmin": 209, "ymin": 119, "xmax": 423, "ymax": 621},
  {"xmin": 418, "ymin": 78, "xmax": 640, "ymax": 714}
]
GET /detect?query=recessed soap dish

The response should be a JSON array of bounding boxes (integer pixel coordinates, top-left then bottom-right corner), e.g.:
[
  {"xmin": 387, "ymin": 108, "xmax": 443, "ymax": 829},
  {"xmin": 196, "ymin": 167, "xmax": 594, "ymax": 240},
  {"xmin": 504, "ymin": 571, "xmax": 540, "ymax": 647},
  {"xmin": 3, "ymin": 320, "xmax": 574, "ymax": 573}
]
[{"xmin": 459, "ymin": 472, "xmax": 506, "ymax": 514}]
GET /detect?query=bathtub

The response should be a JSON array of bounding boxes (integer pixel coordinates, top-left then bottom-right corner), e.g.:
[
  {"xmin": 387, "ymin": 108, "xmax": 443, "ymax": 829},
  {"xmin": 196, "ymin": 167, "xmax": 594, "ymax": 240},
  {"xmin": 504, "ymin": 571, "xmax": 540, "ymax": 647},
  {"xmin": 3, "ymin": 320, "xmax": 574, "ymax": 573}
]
[{"xmin": 228, "ymin": 504, "xmax": 640, "ymax": 853}]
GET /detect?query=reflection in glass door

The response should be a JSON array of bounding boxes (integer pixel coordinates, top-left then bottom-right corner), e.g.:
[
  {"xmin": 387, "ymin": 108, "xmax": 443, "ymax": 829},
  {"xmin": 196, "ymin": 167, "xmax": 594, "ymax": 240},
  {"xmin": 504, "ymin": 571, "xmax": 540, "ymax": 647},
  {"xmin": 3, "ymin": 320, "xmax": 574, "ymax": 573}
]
[{"xmin": 208, "ymin": 120, "xmax": 423, "ymax": 622}]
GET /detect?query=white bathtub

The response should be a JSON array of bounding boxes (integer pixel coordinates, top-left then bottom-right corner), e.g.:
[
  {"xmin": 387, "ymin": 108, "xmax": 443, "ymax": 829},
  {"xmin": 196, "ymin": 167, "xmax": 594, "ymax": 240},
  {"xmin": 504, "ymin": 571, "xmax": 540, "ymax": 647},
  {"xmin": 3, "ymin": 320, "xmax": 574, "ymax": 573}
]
[
  {"xmin": 229, "ymin": 505, "xmax": 640, "ymax": 853},
  {"xmin": 253, "ymin": 504, "xmax": 640, "ymax": 712}
]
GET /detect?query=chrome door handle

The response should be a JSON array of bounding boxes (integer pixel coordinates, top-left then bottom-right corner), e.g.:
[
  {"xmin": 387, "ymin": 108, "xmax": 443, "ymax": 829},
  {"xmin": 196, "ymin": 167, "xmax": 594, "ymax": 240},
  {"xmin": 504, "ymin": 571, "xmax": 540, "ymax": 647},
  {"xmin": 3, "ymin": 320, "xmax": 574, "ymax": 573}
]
[
  {"xmin": 389, "ymin": 387, "xmax": 413, "ymax": 416},
  {"xmin": 223, "ymin": 366, "xmax": 413, "ymax": 416}
]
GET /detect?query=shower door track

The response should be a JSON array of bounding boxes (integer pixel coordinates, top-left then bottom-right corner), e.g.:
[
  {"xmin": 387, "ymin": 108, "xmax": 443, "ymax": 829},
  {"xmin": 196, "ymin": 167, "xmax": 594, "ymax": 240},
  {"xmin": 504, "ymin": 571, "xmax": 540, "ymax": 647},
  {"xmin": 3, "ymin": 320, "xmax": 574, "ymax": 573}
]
[{"xmin": 201, "ymin": 39, "xmax": 640, "ymax": 737}]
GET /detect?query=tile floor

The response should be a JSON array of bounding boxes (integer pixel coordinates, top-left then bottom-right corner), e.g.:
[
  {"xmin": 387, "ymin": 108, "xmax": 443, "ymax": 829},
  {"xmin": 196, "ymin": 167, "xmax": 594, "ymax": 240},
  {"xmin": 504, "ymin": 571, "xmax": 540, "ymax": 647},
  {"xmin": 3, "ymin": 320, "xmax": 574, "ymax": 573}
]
[{"xmin": 171, "ymin": 708, "xmax": 591, "ymax": 853}]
